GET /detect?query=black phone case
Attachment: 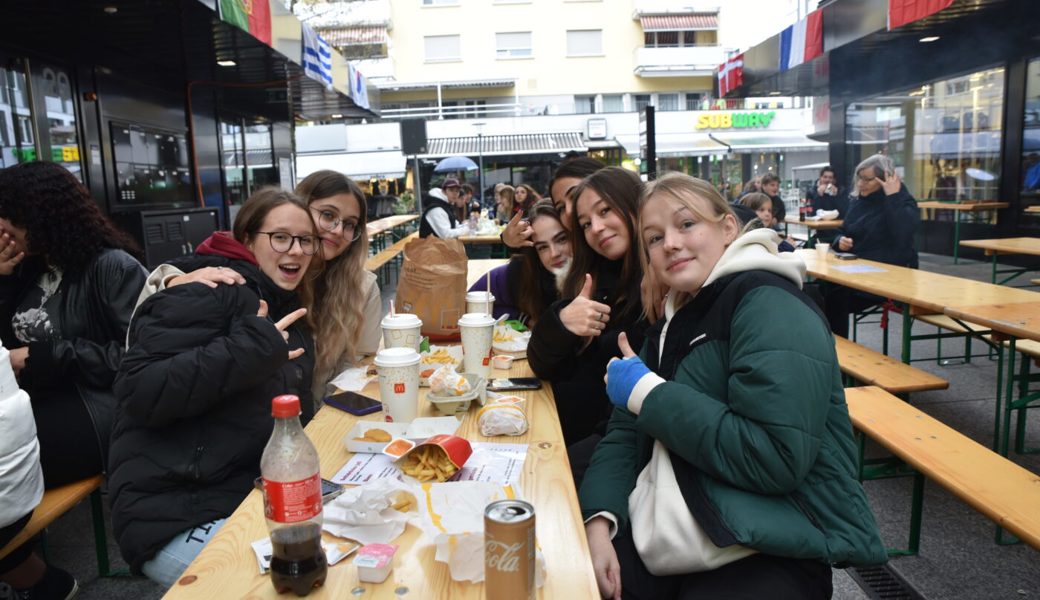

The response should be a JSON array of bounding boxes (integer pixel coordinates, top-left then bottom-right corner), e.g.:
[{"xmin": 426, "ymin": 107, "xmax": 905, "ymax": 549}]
[{"xmin": 324, "ymin": 393, "xmax": 382, "ymax": 416}]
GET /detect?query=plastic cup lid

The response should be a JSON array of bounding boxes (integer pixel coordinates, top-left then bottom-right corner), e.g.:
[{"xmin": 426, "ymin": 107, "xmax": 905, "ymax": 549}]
[
  {"xmin": 457, "ymin": 313, "xmax": 496, "ymax": 327},
  {"xmin": 374, "ymin": 347, "xmax": 421, "ymax": 367},
  {"xmin": 381, "ymin": 313, "xmax": 422, "ymax": 329},
  {"xmin": 465, "ymin": 291, "xmax": 495, "ymax": 302}
]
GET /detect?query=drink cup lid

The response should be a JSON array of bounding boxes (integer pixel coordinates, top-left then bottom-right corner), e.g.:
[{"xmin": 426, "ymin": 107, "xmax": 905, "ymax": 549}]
[
  {"xmin": 271, "ymin": 394, "xmax": 301, "ymax": 418},
  {"xmin": 381, "ymin": 313, "xmax": 422, "ymax": 329},
  {"xmin": 465, "ymin": 291, "xmax": 495, "ymax": 302},
  {"xmin": 374, "ymin": 347, "xmax": 421, "ymax": 367},
  {"xmin": 457, "ymin": 313, "xmax": 496, "ymax": 327}
]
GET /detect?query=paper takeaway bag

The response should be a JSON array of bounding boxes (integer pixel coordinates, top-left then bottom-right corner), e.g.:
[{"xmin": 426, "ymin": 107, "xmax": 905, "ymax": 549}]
[{"xmin": 395, "ymin": 236, "xmax": 467, "ymax": 341}]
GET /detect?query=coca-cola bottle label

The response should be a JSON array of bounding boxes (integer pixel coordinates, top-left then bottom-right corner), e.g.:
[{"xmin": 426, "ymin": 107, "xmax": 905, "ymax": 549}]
[{"xmin": 263, "ymin": 474, "xmax": 322, "ymax": 523}]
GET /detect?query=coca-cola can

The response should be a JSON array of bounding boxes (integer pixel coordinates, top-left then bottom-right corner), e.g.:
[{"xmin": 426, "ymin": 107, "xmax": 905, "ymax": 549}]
[{"xmin": 484, "ymin": 499, "xmax": 535, "ymax": 600}]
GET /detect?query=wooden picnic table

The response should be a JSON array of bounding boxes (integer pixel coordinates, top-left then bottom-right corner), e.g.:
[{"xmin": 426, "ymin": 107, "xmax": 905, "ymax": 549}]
[
  {"xmin": 916, "ymin": 201, "xmax": 1009, "ymax": 264},
  {"xmin": 959, "ymin": 237, "xmax": 1040, "ymax": 285},
  {"xmin": 368, "ymin": 215, "xmax": 419, "ymax": 252},
  {"xmin": 783, "ymin": 216, "xmax": 842, "ymax": 248},
  {"xmin": 163, "ymin": 259, "xmax": 597, "ymax": 600}
]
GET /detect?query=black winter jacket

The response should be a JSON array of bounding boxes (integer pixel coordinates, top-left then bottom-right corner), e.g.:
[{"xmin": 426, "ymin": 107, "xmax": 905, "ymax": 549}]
[
  {"xmin": 108, "ymin": 254, "xmax": 315, "ymax": 573},
  {"xmin": 835, "ymin": 184, "xmax": 919, "ymax": 268},
  {"xmin": 419, "ymin": 197, "xmax": 457, "ymax": 238},
  {"xmin": 528, "ymin": 260, "xmax": 647, "ymax": 445},
  {"xmin": 0, "ymin": 249, "xmax": 147, "ymax": 468}
]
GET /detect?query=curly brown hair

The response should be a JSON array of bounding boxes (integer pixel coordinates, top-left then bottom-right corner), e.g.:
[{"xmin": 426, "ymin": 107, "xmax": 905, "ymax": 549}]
[{"xmin": 0, "ymin": 161, "xmax": 140, "ymax": 272}]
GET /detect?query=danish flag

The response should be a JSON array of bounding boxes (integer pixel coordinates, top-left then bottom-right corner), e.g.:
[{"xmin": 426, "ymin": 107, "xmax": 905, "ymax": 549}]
[{"xmin": 717, "ymin": 53, "xmax": 744, "ymax": 97}]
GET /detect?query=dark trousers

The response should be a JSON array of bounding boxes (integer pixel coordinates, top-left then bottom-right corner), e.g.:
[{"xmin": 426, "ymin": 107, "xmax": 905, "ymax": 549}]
[
  {"xmin": 32, "ymin": 389, "xmax": 104, "ymax": 489},
  {"xmin": 0, "ymin": 511, "xmax": 34, "ymax": 574},
  {"xmin": 823, "ymin": 285, "xmax": 885, "ymax": 339},
  {"xmin": 567, "ymin": 434, "xmax": 602, "ymax": 489},
  {"xmin": 613, "ymin": 526, "xmax": 833, "ymax": 600}
]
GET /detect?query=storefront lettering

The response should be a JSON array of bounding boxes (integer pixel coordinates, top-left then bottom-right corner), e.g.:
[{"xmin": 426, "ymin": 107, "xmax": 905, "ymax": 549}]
[{"xmin": 695, "ymin": 111, "xmax": 776, "ymax": 130}]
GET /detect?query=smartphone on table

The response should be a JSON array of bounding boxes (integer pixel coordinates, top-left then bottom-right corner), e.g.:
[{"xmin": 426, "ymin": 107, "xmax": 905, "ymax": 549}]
[
  {"xmin": 324, "ymin": 390, "xmax": 382, "ymax": 416},
  {"xmin": 833, "ymin": 252, "xmax": 858, "ymax": 260},
  {"xmin": 487, "ymin": 377, "xmax": 542, "ymax": 391},
  {"xmin": 321, "ymin": 478, "xmax": 344, "ymax": 502}
]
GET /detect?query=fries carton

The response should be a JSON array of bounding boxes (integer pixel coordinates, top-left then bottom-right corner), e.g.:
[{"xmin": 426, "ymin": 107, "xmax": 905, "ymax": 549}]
[{"xmin": 393, "ymin": 434, "xmax": 473, "ymax": 482}]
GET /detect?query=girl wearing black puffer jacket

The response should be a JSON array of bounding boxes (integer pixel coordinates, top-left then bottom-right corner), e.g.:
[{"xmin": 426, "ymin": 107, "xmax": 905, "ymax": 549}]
[{"xmin": 108, "ymin": 188, "xmax": 320, "ymax": 587}]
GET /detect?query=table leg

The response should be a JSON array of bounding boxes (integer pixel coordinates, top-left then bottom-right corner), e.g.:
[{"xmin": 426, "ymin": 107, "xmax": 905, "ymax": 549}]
[
  {"xmin": 991, "ymin": 255, "xmax": 998, "ymax": 284},
  {"xmin": 901, "ymin": 308, "xmax": 912, "ymax": 364},
  {"xmin": 953, "ymin": 211, "xmax": 962, "ymax": 265},
  {"xmin": 1000, "ymin": 339, "xmax": 1017, "ymax": 456}
]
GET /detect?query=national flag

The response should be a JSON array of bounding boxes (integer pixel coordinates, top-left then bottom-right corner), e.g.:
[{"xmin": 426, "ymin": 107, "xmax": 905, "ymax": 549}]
[
  {"xmin": 716, "ymin": 53, "xmax": 744, "ymax": 97},
  {"xmin": 888, "ymin": 0, "xmax": 954, "ymax": 30},
  {"xmin": 348, "ymin": 63, "xmax": 370, "ymax": 110},
  {"xmin": 219, "ymin": 0, "xmax": 272, "ymax": 47},
  {"xmin": 779, "ymin": 9, "xmax": 823, "ymax": 72},
  {"xmin": 301, "ymin": 24, "xmax": 333, "ymax": 90}
]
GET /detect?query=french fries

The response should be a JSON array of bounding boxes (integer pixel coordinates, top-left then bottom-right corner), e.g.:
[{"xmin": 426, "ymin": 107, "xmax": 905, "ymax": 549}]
[
  {"xmin": 422, "ymin": 348, "xmax": 456, "ymax": 364},
  {"xmin": 493, "ymin": 329, "xmax": 515, "ymax": 343},
  {"xmin": 399, "ymin": 445, "xmax": 458, "ymax": 482}
]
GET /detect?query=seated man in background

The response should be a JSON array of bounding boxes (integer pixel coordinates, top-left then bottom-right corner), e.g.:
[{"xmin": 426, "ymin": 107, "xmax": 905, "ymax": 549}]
[
  {"xmin": 825, "ymin": 154, "xmax": 920, "ymax": 337},
  {"xmin": 805, "ymin": 165, "xmax": 849, "ymax": 243},
  {"xmin": 419, "ymin": 179, "xmax": 472, "ymax": 239}
]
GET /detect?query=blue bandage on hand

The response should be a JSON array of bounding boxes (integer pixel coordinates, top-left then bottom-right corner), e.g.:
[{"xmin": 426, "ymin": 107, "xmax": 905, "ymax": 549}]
[{"xmin": 606, "ymin": 356, "xmax": 651, "ymax": 407}]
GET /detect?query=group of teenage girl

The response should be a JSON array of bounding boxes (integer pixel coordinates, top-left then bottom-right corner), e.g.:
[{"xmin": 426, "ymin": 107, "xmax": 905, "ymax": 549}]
[{"xmin": 0, "ymin": 156, "xmax": 885, "ymax": 600}]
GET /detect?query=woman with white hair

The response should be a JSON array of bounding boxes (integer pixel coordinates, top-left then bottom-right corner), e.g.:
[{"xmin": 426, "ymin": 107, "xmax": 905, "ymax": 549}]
[{"xmin": 825, "ymin": 154, "xmax": 920, "ymax": 336}]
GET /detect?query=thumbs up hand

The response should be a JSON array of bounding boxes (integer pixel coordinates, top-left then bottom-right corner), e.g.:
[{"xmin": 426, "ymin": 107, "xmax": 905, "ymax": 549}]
[
  {"xmin": 604, "ymin": 332, "xmax": 651, "ymax": 408},
  {"xmin": 560, "ymin": 274, "xmax": 613, "ymax": 337}
]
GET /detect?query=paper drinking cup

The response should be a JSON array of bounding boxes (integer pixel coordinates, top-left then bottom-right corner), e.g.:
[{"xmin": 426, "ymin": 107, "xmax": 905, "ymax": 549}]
[
  {"xmin": 374, "ymin": 347, "xmax": 421, "ymax": 423},
  {"xmin": 816, "ymin": 242, "xmax": 831, "ymax": 258},
  {"xmin": 457, "ymin": 313, "xmax": 496, "ymax": 378},
  {"xmin": 465, "ymin": 291, "xmax": 495, "ymax": 316},
  {"xmin": 381, "ymin": 313, "xmax": 423, "ymax": 352}
]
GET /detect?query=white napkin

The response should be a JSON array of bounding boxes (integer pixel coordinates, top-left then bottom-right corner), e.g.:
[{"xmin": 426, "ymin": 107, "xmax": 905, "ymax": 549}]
[
  {"xmin": 814, "ymin": 209, "xmax": 840, "ymax": 220},
  {"xmin": 322, "ymin": 478, "xmax": 417, "ymax": 544},
  {"xmin": 328, "ymin": 366, "xmax": 374, "ymax": 392}
]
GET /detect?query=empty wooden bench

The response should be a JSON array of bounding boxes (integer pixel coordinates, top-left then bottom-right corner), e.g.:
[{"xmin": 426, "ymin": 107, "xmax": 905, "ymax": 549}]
[
  {"xmin": 846, "ymin": 386, "xmax": 1040, "ymax": 554},
  {"xmin": 0, "ymin": 475, "xmax": 119, "ymax": 576},
  {"xmin": 365, "ymin": 231, "xmax": 418, "ymax": 285},
  {"xmin": 834, "ymin": 335, "xmax": 948, "ymax": 396}
]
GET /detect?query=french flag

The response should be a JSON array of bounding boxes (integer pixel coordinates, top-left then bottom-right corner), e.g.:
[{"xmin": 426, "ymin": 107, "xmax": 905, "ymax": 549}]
[{"xmin": 779, "ymin": 9, "xmax": 823, "ymax": 72}]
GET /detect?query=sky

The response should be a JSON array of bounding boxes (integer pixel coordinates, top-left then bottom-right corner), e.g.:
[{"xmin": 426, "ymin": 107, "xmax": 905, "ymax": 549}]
[{"xmin": 717, "ymin": 0, "xmax": 814, "ymax": 52}]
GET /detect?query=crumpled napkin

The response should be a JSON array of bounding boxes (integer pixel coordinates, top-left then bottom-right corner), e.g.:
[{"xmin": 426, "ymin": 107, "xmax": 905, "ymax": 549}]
[
  {"xmin": 814, "ymin": 209, "xmax": 840, "ymax": 220},
  {"xmin": 328, "ymin": 366, "xmax": 375, "ymax": 392},
  {"xmin": 322, "ymin": 478, "xmax": 417, "ymax": 545}
]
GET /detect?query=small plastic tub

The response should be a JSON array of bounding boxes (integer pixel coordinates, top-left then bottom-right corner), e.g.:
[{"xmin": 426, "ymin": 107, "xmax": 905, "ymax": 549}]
[
  {"xmin": 354, "ymin": 543, "xmax": 398, "ymax": 583},
  {"xmin": 492, "ymin": 355, "xmax": 514, "ymax": 370}
]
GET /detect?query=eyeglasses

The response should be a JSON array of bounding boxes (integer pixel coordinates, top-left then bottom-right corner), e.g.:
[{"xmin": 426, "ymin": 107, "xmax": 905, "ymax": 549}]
[
  {"xmin": 856, "ymin": 174, "xmax": 878, "ymax": 184},
  {"xmin": 255, "ymin": 231, "xmax": 318, "ymax": 255},
  {"xmin": 310, "ymin": 207, "xmax": 362, "ymax": 242}
]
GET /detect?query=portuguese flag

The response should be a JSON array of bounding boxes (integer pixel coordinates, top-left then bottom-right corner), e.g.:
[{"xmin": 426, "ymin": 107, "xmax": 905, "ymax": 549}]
[{"xmin": 219, "ymin": 0, "xmax": 272, "ymax": 47}]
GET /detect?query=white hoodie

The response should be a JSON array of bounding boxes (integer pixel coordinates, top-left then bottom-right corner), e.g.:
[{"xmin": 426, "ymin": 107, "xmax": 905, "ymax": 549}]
[{"xmin": 0, "ymin": 345, "xmax": 43, "ymax": 527}]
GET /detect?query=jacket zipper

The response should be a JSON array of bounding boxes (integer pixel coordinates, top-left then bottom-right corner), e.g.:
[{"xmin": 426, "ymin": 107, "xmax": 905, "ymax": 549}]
[
  {"xmin": 791, "ymin": 491, "xmax": 825, "ymax": 533},
  {"xmin": 192, "ymin": 444, "xmax": 205, "ymax": 481}
]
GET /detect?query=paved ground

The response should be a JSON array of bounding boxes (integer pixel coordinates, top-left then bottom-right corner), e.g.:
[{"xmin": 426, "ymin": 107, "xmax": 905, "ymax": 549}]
[{"xmin": 12, "ymin": 252, "xmax": 1040, "ymax": 599}]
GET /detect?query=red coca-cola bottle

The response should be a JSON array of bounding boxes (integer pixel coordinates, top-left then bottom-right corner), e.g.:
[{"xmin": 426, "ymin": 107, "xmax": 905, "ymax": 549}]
[{"xmin": 261, "ymin": 395, "xmax": 327, "ymax": 596}]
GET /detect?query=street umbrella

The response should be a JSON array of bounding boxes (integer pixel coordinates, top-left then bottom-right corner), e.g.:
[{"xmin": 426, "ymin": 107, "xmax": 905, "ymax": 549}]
[{"xmin": 434, "ymin": 156, "xmax": 479, "ymax": 173}]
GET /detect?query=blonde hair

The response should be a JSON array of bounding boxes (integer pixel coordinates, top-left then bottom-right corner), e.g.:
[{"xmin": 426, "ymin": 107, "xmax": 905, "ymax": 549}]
[
  {"xmin": 294, "ymin": 171, "xmax": 370, "ymax": 382},
  {"xmin": 639, "ymin": 172, "xmax": 735, "ymax": 314}
]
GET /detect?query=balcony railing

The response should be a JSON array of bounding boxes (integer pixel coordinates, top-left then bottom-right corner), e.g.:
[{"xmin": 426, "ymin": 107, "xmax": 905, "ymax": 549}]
[
  {"xmin": 633, "ymin": 45, "xmax": 725, "ymax": 76},
  {"xmin": 379, "ymin": 102, "xmax": 522, "ymax": 120}
]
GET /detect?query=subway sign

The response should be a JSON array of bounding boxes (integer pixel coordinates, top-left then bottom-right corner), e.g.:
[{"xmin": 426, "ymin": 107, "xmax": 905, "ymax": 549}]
[{"xmin": 696, "ymin": 111, "xmax": 776, "ymax": 130}]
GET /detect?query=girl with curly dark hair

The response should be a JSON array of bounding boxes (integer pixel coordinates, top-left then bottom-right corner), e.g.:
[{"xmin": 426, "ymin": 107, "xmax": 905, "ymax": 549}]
[{"xmin": 0, "ymin": 161, "xmax": 147, "ymax": 488}]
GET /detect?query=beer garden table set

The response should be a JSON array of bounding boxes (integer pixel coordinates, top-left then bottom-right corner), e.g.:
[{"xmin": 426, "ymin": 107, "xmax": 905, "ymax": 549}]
[
  {"xmin": 162, "ymin": 260, "xmax": 598, "ymax": 599},
  {"xmin": 796, "ymin": 249, "xmax": 1040, "ymax": 456},
  {"xmin": 958, "ymin": 237, "xmax": 1040, "ymax": 286}
]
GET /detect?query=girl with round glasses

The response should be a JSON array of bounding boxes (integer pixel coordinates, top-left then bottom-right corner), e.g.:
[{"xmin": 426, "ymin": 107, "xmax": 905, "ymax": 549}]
[
  {"xmin": 140, "ymin": 170, "xmax": 381, "ymax": 405},
  {"xmin": 109, "ymin": 188, "xmax": 319, "ymax": 586}
]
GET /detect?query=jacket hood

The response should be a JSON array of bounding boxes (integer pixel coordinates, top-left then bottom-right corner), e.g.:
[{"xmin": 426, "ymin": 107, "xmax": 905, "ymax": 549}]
[{"xmin": 196, "ymin": 231, "xmax": 258, "ymax": 265}]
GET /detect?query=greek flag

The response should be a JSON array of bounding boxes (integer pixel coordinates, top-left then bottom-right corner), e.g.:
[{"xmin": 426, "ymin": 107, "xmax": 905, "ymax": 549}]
[{"xmin": 301, "ymin": 24, "xmax": 333, "ymax": 90}]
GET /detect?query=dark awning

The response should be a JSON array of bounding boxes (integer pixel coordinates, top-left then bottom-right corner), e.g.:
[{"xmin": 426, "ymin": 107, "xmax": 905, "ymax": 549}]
[{"xmin": 640, "ymin": 14, "xmax": 718, "ymax": 31}]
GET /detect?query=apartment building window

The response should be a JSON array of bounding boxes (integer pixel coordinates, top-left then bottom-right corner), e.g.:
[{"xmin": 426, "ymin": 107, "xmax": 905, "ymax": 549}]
[
  {"xmin": 566, "ymin": 30, "xmax": 602, "ymax": 57},
  {"xmin": 602, "ymin": 94, "xmax": 623, "ymax": 113},
  {"xmin": 422, "ymin": 0, "xmax": 459, "ymax": 6},
  {"xmin": 575, "ymin": 95, "xmax": 596, "ymax": 114},
  {"xmin": 634, "ymin": 94, "xmax": 651, "ymax": 112},
  {"xmin": 496, "ymin": 32, "xmax": 532, "ymax": 58},
  {"xmin": 685, "ymin": 93, "xmax": 702, "ymax": 111},
  {"xmin": 424, "ymin": 35, "xmax": 461, "ymax": 62},
  {"xmin": 658, "ymin": 93, "xmax": 679, "ymax": 112},
  {"xmin": 644, "ymin": 30, "xmax": 716, "ymax": 48}
]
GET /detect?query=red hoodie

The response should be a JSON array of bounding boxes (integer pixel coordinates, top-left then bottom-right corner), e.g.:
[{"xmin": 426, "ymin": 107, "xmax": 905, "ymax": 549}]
[{"xmin": 195, "ymin": 231, "xmax": 257, "ymax": 265}]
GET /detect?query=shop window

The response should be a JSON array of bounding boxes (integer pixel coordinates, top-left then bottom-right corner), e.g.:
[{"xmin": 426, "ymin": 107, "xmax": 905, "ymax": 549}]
[
  {"xmin": 845, "ymin": 65, "xmax": 1004, "ymax": 215},
  {"xmin": 1020, "ymin": 56, "xmax": 1040, "ymax": 215}
]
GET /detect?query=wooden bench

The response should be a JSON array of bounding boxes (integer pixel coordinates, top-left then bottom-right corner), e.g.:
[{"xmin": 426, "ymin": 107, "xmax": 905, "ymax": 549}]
[
  {"xmin": 846, "ymin": 386, "xmax": 1040, "ymax": 554},
  {"xmin": 834, "ymin": 336, "xmax": 948, "ymax": 395},
  {"xmin": 364, "ymin": 231, "xmax": 418, "ymax": 285},
  {"xmin": 0, "ymin": 475, "xmax": 119, "ymax": 576}
]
